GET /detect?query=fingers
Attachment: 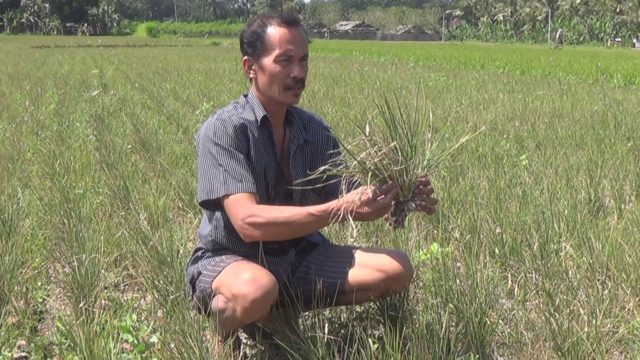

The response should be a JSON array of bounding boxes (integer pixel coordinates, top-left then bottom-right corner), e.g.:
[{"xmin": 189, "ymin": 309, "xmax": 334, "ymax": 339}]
[
  {"xmin": 412, "ymin": 176, "xmax": 437, "ymax": 214},
  {"xmin": 414, "ymin": 197, "xmax": 438, "ymax": 214},
  {"xmin": 363, "ymin": 183, "xmax": 397, "ymax": 202},
  {"xmin": 415, "ymin": 176, "xmax": 430, "ymax": 184},
  {"xmin": 370, "ymin": 182, "xmax": 398, "ymax": 200},
  {"xmin": 413, "ymin": 185, "xmax": 434, "ymax": 197},
  {"xmin": 347, "ymin": 180, "xmax": 440, "ymax": 221},
  {"xmin": 377, "ymin": 183, "xmax": 398, "ymax": 200},
  {"xmin": 411, "ymin": 194, "xmax": 438, "ymax": 214},
  {"xmin": 413, "ymin": 177, "xmax": 434, "ymax": 196},
  {"xmin": 366, "ymin": 183, "xmax": 397, "ymax": 210},
  {"xmin": 415, "ymin": 176, "xmax": 431, "ymax": 187},
  {"xmin": 347, "ymin": 183, "xmax": 398, "ymax": 221}
]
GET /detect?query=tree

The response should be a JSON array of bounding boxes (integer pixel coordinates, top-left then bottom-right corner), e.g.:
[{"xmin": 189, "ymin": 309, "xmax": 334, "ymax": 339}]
[
  {"xmin": 305, "ymin": 0, "xmax": 341, "ymax": 26},
  {"xmin": 1, "ymin": 0, "xmax": 21, "ymax": 14},
  {"xmin": 631, "ymin": 0, "xmax": 640, "ymax": 22},
  {"xmin": 112, "ymin": 0, "xmax": 144, "ymax": 19},
  {"xmin": 20, "ymin": 0, "xmax": 52, "ymax": 32},
  {"xmin": 229, "ymin": 0, "xmax": 255, "ymax": 19},
  {"xmin": 86, "ymin": 0, "xmax": 120, "ymax": 33},
  {"xmin": 0, "ymin": 0, "xmax": 21, "ymax": 32},
  {"xmin": 135, "ymin": 0, "xmax": 174, "ymax": 20},
  {"xmin": 48, "ymin": 0, "xmax": 100, "ymax": 24},
  {"xmin": 251, "ymin": 0, "xmax": 302, "ymax": 15},
  {"xmin": 452, "ymin": 0, "xmax": 495, "ymax": 22}
]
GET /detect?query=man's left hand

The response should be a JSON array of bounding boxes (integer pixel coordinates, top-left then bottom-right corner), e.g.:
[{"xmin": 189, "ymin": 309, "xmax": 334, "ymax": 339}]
[{"xmin": 411, "ymin": 176, "xmax": 438, "ymax": 215}]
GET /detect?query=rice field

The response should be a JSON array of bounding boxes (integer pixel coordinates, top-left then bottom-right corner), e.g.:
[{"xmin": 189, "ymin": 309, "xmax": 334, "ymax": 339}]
[{"xmin": 1, "ymin": 35, "xmax": 639, "ymax": 359}]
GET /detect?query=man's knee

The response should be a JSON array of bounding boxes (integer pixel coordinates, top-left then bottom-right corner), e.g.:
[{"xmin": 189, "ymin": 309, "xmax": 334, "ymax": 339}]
[
  {"xmin": 385, "ymin": 250, "xmax": 414, "ymax": 293},
  {"xmin": 227, "ymin": 269, "xmax": 279, "ymax": 320}
]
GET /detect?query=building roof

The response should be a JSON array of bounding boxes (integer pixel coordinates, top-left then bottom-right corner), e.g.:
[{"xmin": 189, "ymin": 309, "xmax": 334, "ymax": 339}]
[
  {"xmin": 332, "ymin": 21, "xmax": 378, "ymax": 32},
  {"xmin": 395, "ymin": 25, "xmax": 426, "ymax": 34}
]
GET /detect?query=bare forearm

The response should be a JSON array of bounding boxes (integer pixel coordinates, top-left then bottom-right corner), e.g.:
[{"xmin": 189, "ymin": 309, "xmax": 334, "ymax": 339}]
[
  {"xmin": 224, "ymin": 183, "xmax": 397, "ymax": 243},
  {"xmin": 233, "ymin": 201, "xmax": 339, "ymax": 242}
]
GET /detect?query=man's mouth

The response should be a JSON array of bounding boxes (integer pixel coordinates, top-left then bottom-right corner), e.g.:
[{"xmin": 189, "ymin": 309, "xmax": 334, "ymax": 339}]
[{"xmin": 284, "ymin": 80, "xmax": 306, "ymax": 92}]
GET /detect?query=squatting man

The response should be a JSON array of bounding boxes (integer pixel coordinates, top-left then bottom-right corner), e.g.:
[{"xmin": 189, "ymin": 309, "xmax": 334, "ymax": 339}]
[{"xmin": 185, "ymin": 12, "xmax": 438, "ymax": 349}]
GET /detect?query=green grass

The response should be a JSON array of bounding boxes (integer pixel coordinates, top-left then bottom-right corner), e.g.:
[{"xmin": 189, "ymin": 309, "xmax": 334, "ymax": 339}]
[
  {"xmin": 1, "ymin": 35, "xmax": 639, "ymax": 359},
  {"xmin": 316, "ymin": 40, "xmax": 640, "ymax": 86}
]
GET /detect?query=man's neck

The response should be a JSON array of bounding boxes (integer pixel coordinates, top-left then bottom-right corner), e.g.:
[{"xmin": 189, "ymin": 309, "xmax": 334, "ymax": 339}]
[
  {"xmin": 253, "ymin": 89, "xmax": 287, "ymax": 130},
  {"xmin": 263, "ymin": 103, "xmax": 287, "ymax": 130}
]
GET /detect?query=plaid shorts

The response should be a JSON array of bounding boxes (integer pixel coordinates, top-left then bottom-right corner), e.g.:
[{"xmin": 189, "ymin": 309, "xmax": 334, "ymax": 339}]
[{"xmin": 190, "ymin": 240, "xmax": 357, "ymax": 313}]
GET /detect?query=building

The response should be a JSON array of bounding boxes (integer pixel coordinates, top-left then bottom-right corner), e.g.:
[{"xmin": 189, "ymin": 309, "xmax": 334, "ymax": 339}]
[
  {"xmin": 328, "ymin": 21, "xmax": 378, "ymax": 40},
  {"xmin": 379, "ymin": 25, "xmax": 441, "ymax": 42}
]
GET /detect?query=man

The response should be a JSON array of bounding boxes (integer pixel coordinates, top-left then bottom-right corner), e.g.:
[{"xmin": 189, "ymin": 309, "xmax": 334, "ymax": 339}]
[{"xmin": 185, "ymin": 12, "xmax": 438, "ymax": 351}]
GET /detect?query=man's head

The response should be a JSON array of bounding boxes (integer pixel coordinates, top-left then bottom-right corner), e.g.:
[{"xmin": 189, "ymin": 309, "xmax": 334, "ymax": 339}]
[{"xmin": 240, "ymin": 13, "xmax": 309, "ymax": 108}]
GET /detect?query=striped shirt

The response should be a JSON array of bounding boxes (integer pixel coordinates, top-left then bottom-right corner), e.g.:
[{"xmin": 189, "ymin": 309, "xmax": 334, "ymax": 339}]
[{"xmin": 186, "ymin": 89, "xmax": 345, "ymax": 282}]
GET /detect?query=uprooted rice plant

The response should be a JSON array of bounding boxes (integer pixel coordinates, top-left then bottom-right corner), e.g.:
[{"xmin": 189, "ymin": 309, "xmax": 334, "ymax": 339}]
[
  {"xmin": 300, "ymin": 91, "xmax": 484, "ymax": 229},
  {"xmin": 1, "ymin": 35, "xmax": 639, "ymax": 359}
]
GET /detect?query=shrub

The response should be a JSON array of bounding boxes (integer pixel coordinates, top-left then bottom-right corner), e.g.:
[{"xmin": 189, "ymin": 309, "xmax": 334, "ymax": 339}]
[
  {"xmin": 130, "ymin": 20, "xmax": 244, "ymax": 38},
  {"xmin": 112, "ymin": 19, "xmax": 139, "ymax": 36},
  {"xmin": 155, "ymin": 20, "xmax": 244, "ymax": 38},
  {"xmin": 134, "ymin": 21, "xmax": 159, "ymax": 38}
]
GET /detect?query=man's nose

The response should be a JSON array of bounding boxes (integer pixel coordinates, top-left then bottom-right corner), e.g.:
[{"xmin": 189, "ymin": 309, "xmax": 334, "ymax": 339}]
[{"xmin": 291, "ymin": 61, "xmax": 307, "ymax": 79}]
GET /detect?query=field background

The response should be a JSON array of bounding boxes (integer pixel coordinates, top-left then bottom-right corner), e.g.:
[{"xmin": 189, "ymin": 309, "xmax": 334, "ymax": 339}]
[{"xmin": 1, "ymin": 36, "xmax": 639, "ymax": 359}]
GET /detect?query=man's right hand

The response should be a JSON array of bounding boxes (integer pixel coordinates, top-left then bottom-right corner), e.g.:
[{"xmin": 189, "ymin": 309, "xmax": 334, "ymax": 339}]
[{"xmin": 334, "ymin": 183, "xmax": 399, "ymax": 222}]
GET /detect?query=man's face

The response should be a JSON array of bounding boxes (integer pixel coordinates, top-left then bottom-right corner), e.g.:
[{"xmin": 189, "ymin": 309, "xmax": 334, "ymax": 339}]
[{"xmin": 248, "ymin": 25, "xmax": 309, "ymax": 107}]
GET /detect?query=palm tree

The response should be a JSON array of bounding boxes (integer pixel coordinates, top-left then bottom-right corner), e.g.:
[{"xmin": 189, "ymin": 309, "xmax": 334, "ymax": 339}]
[
  {"xmin": 532, "ymin": 0, "xmax": 561, "ymax": 41},
  {"xmin": 627, "ymin": 0, "xmax": 640, "ymax": 22},
  {"xmin": 453, "ymin": 0, "xmax": 495, "ymax": 22}
]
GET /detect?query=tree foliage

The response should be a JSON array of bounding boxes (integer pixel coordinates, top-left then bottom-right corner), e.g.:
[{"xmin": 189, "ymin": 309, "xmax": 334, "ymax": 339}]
[
  {"xmin": 49, "ymin": 0, "xmax": 99, "ymax": 23},
  {"xmin": 0, "ymin": 0, "xmax": 21, "ymax": 14},
  {"xmin": 1, "ymin": 0, "xmax": 638, "ymax": 42},
  {"xmin": 442, "ymin": 0, "xmax": 640, "ymax": 44}
]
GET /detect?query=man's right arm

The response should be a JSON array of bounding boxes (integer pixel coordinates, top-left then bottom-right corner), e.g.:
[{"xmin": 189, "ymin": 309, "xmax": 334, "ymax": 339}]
[
  {"xmin": 198, "ymin": 113, "xmax": 398, "ymax": 244},
  {"xmin": 222, "ymin": 183, "xmax": 398, "ymax": 243}
]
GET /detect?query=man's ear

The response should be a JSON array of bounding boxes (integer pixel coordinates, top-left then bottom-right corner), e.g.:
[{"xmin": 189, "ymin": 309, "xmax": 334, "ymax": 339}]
[{"xmin": 242, "ymin": 56, "xmax": 257, "ymax": 80}]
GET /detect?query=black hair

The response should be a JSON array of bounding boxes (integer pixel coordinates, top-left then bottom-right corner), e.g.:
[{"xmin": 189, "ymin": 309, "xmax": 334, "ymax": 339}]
[{"xmin": 239, "ymin": 12, "xmax": 306, "ymax": 60}]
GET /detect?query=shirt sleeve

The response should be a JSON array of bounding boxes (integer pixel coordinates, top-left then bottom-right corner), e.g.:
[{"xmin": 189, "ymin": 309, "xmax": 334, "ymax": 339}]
[{"xmin": 196, "ymin": 117, "xmax": 256, "ymax": 210}]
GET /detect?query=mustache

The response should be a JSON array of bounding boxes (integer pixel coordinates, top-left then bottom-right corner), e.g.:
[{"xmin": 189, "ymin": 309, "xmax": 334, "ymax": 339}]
[{"xmin": 283, "ymin": 79, "xmax": 306, "ymax": 91}]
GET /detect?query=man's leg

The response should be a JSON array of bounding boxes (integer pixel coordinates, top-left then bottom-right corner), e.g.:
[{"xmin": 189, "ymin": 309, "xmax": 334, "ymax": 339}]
[
  {"xmin": 290, "ymin": 244, "xmax": 413, "ymax": 309},
  {"xmin": 335, "ymin": 248, "xmax": 413, "ymax": 305},
  {"xmin": 208, "ymin": 260, "xmax": 279, "ymax": 337}
]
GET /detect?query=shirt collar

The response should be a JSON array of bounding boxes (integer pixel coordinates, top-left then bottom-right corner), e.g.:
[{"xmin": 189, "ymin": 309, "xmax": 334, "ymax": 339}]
[
  {"xmin": 245, "ymin": 88, "xmax": 268, "ymax": 125},
  {"xmin": 244, "ymin": 88, "xmax": 312, "ymax": 143},
  {"xmin": 288, "ymin": 106, "xmax": 312, "ymax": 146}
]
